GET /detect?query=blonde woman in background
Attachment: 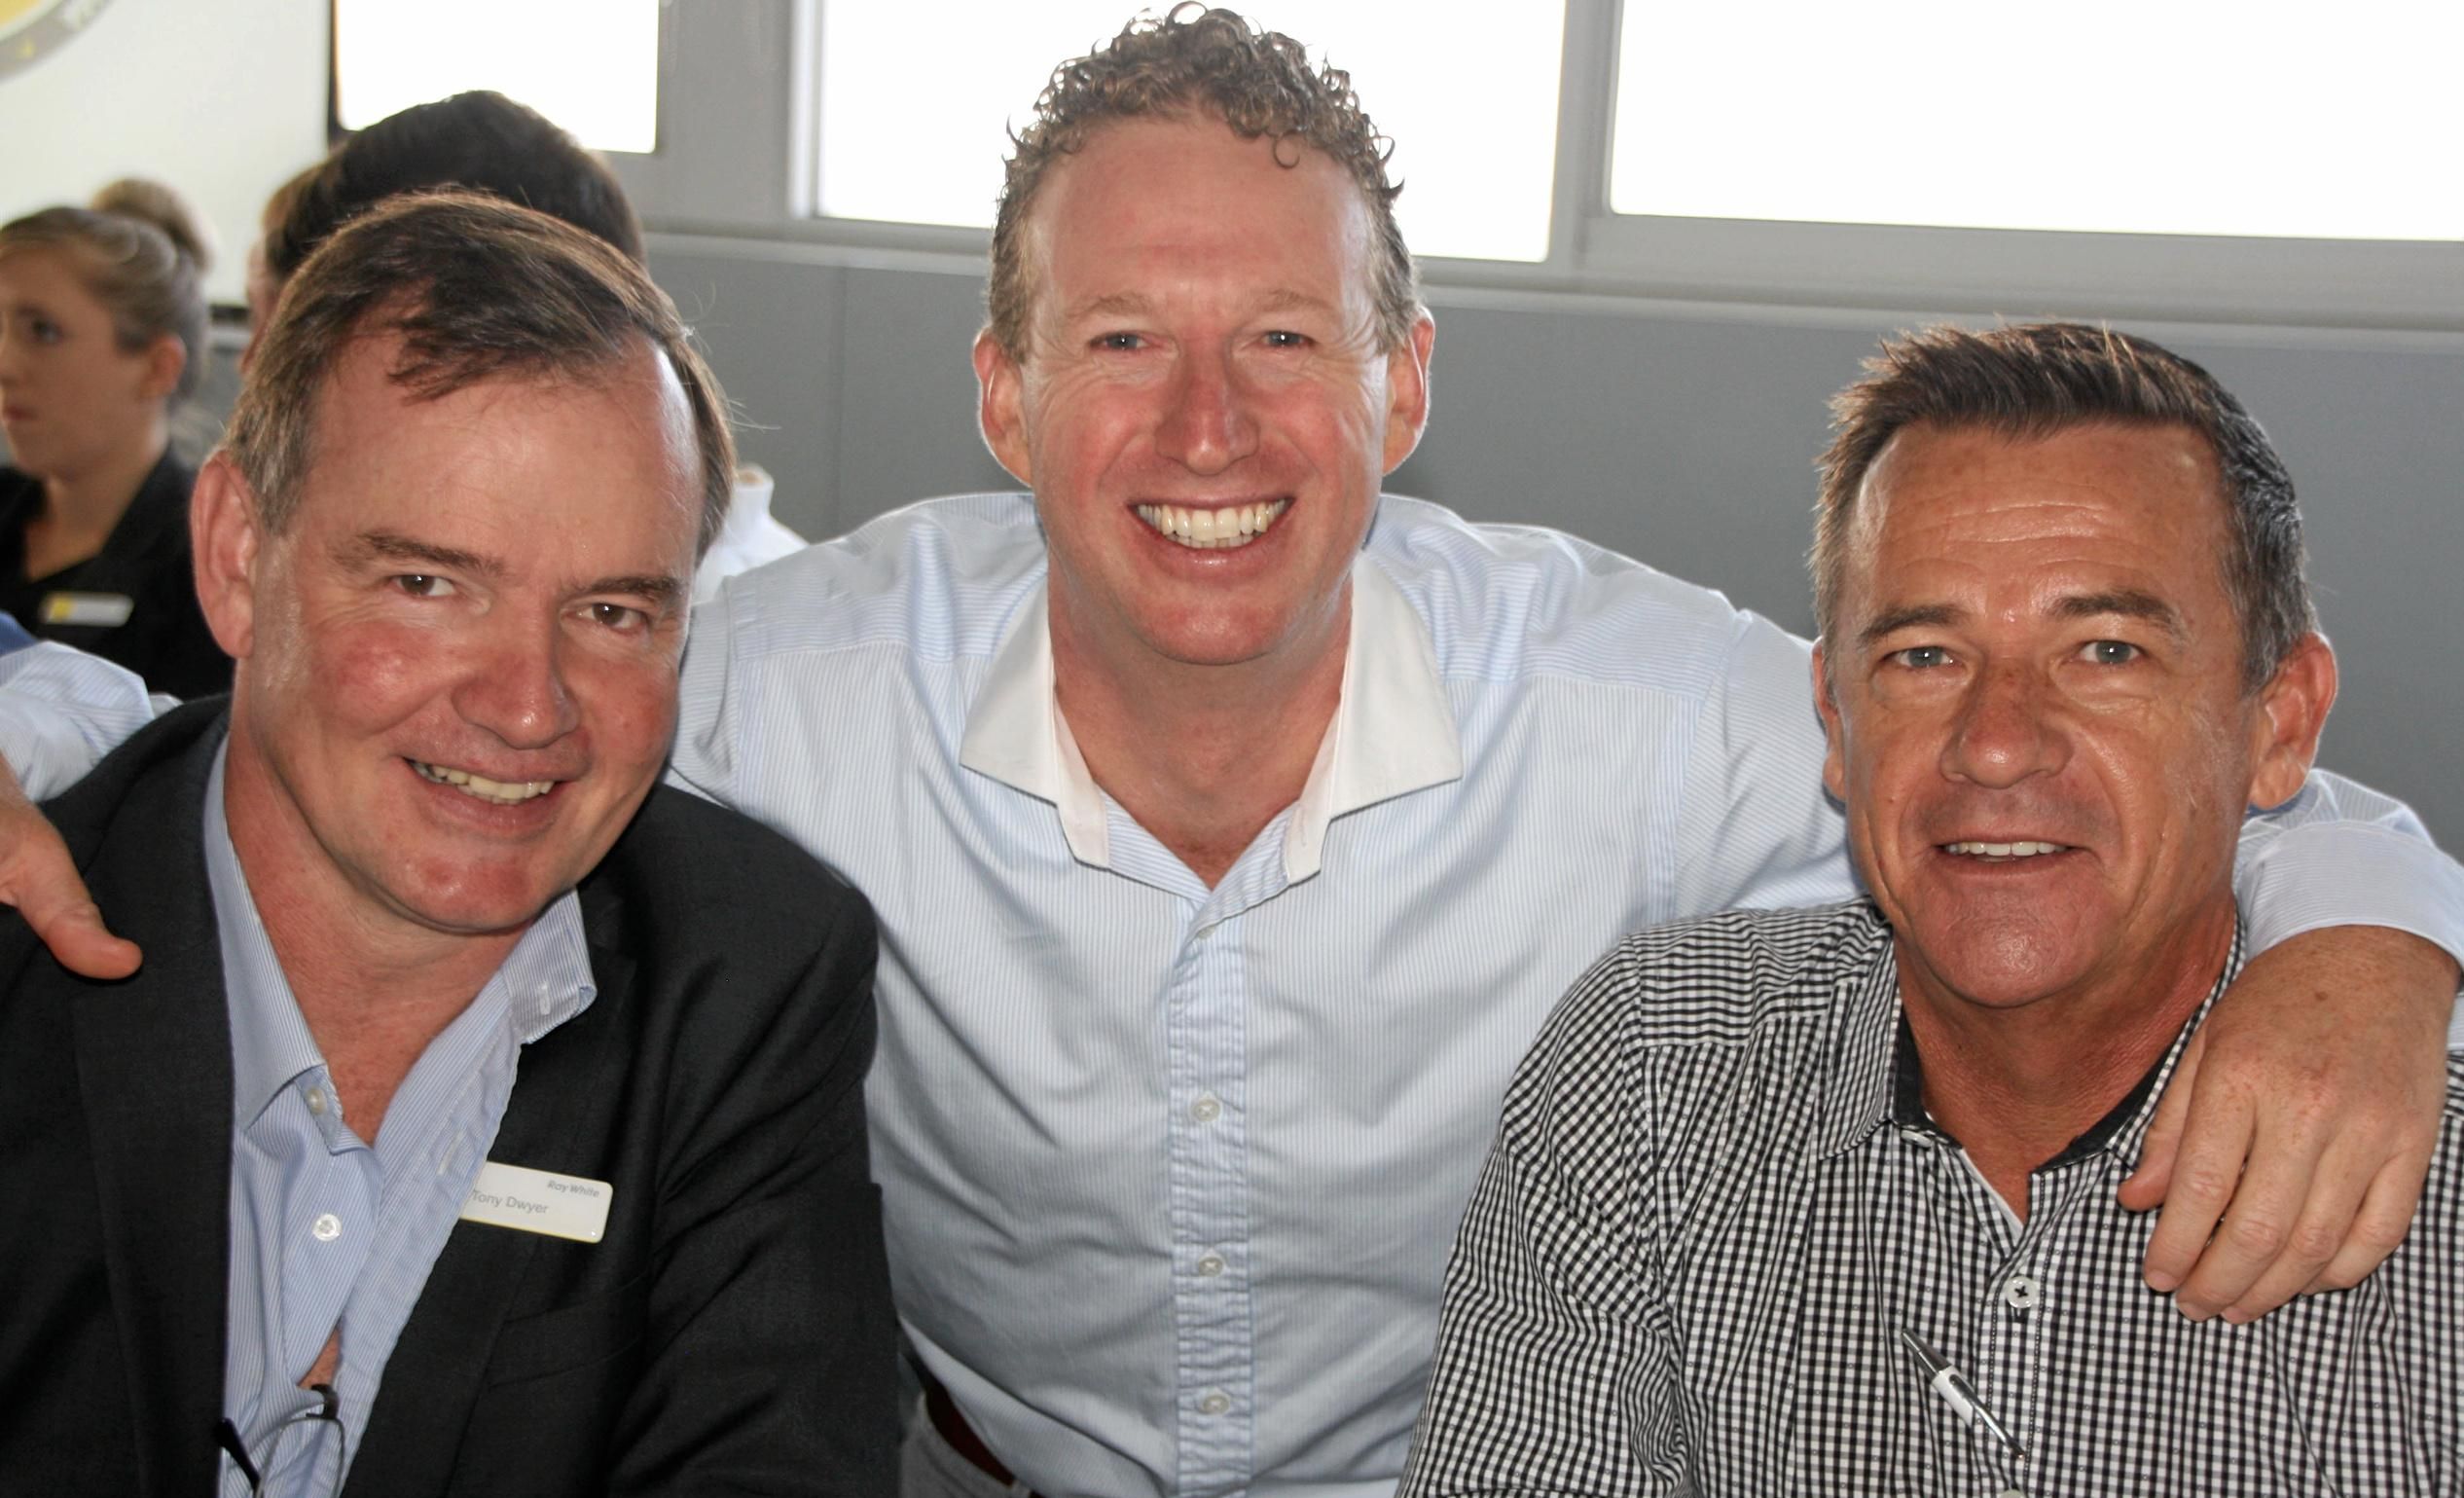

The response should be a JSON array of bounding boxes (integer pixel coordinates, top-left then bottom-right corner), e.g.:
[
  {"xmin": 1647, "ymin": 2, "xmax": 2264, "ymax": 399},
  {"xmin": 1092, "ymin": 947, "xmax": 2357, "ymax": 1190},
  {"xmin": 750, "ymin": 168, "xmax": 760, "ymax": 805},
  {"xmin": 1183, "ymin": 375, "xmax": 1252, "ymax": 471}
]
[{"xmin": 0, "ymin": 179, "xmax": 228, "ymax": 697}]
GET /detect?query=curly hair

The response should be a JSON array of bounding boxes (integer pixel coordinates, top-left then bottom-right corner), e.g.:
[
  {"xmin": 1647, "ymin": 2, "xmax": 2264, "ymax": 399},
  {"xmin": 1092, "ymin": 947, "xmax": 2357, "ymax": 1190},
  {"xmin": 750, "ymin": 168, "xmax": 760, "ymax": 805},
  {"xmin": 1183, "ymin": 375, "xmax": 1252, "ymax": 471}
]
[
  {"xmin": 1813, "ymin": 321, "xmax": 2312, "ymax": 693},
  {"xmin": 986, "ymin": 4, "xmax": 1418, "ymax": 360}
]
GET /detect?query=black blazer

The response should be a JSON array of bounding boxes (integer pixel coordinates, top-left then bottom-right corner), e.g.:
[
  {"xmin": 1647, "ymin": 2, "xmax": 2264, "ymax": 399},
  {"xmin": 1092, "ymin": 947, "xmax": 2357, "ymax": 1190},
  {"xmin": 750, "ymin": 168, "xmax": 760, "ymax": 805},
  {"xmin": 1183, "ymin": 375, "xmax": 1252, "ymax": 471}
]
[{"xmin": 0, "ymin": 701, "xmax": 899, "ymax": 1495}]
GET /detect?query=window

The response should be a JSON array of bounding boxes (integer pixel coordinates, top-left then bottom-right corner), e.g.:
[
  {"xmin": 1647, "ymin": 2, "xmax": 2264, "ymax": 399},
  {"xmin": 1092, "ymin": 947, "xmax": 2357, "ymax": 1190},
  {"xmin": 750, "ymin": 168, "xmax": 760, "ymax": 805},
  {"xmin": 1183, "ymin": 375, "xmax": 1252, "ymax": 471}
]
[
  {"xmin": 815, "ymin": 0, "xmax": 1568, "ymax": 262},
  {"xmin": 332, "ymin": 0, "xmax": 661, "ymax": 155},
  {"xmin": 1608, "ymin": 0, "xmax": 2463, "ymax": 241}
]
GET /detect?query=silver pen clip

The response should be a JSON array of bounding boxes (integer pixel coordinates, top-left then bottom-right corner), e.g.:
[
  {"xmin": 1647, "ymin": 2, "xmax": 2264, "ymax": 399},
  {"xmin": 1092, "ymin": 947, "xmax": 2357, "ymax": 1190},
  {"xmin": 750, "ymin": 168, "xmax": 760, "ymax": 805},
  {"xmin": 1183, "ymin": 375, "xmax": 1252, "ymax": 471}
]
[{"xmin": 1899, "ymin": 1328, "xmax": 2026, "ymax": 1459}]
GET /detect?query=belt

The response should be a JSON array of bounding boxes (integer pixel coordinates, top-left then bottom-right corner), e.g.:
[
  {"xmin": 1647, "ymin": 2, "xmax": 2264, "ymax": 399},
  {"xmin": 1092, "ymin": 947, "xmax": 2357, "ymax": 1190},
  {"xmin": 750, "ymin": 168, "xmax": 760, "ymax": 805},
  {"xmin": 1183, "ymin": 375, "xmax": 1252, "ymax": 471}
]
[{"xmin": 924, "ymin": 1377, "xmax": 1041, "ymax": 1497}]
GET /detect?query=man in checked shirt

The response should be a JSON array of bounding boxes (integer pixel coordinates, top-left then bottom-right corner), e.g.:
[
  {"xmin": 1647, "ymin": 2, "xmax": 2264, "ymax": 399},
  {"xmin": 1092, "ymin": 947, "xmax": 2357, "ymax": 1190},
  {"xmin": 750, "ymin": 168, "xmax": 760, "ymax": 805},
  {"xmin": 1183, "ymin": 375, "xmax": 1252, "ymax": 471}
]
[{"xmin": 1404, "ymin": 322, "xmax": 2461, "ymax": 1493}]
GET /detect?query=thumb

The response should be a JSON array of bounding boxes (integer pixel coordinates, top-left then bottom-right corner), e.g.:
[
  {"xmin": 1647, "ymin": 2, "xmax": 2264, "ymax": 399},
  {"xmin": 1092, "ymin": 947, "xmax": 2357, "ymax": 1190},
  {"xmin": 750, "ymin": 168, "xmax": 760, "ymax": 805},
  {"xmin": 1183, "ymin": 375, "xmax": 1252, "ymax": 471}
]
[{"xmin": 2, "ymin": 811, "xmax": 141, "ymax": 980}]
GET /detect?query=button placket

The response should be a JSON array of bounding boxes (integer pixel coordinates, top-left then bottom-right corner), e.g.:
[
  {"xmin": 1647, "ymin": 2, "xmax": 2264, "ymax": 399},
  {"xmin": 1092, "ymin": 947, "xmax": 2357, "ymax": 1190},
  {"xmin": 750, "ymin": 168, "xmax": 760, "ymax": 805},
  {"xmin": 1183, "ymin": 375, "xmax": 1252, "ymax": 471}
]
[{"xmin": 1165, "ymin": 900, "xmax": 1254, "ymax": 1492}]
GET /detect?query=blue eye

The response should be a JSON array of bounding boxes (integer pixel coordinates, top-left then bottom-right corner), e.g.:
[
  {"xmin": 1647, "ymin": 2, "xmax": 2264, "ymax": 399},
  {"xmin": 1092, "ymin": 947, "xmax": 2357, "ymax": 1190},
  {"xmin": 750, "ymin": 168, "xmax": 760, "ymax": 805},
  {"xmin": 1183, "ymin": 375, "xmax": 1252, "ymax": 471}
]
[
  {"xmin": 1262, "ymin": 329, "xmax": 1309, "ymax": 348},
  {"xmin": 1891, "ymin": 645, "xmax": 1950, "ymax": 669},
  {"xmin": 1092, "ymin": 332, "xmax": 1143, "ymax": 351},
  {"xmin": 2082, "ymin": 639, "xmax": 2140, "ymax": 665}
]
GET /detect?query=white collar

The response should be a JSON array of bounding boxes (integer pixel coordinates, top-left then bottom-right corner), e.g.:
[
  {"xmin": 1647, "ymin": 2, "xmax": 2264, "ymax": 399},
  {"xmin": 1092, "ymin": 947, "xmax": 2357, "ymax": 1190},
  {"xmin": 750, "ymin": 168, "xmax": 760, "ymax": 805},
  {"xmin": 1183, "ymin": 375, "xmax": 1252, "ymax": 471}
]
[{"xmin": 958, "ymin": 558, "xmax": 1463, "ymax": 882}]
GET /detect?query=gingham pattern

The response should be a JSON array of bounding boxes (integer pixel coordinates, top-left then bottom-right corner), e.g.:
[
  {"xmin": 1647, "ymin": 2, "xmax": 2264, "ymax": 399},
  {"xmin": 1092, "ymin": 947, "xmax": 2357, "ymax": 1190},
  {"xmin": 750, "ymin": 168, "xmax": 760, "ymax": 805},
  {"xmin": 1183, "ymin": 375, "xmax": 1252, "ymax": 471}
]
[{"xmin": 1404, "ymin": 901, "xmax": 2463, "ymax": 1497}]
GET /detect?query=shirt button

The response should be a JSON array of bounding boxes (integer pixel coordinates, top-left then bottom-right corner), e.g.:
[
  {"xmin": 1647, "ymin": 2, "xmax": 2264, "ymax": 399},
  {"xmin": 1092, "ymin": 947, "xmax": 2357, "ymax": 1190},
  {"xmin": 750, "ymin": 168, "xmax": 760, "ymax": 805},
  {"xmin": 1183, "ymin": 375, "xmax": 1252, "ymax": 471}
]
[
  {"xmin": 1197, "ymin": 1390, "xmax": 1231, "ymax": 1416},
  {"xmin": 1995, "ymin": 1489, "xmax": 2026, "ymax": 1498},
  {"xmin": 1193, "ymin": 923, "xmax": 1218, "ymax": 941},
  {"xmin": 310, "ymin": 1213, "xmax": 343, "ymax": 1243},
  {"xmin": 305, "ymin": 1086, "xmax": 328, "ymax": 1115},
  {"xmin": 1190, "ymin": 1094, "xmax": 1222, "ymax": 1124},
  {"xmin": 2003, "ymin": 1276, "xmax": 2041, "ymax": 1311},
  {"xmin": 1196, "ymin": 1253, "xmax": 1225, "ymax": 1278}
]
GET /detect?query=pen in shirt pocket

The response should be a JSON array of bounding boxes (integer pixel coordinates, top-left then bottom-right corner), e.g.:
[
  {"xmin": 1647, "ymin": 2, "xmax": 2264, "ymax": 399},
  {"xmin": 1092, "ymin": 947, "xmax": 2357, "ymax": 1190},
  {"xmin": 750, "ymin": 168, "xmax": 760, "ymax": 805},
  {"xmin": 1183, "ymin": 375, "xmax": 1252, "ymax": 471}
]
[{"xmin": 1899, "ymin": 1328, "xmax": 2026, "ymax": 1459}]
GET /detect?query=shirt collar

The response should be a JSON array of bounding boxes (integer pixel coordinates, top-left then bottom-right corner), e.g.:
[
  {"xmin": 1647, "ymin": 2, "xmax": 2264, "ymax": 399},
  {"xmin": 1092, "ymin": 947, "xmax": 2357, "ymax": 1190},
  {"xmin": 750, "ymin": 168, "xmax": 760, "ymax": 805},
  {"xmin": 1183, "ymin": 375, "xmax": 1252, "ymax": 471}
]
[
  {"xmin": 958, "ymin": 556, "xmax": 1463, "ymax": 882},
  {"xmin": 204, "ymin": 743, "xmax": 598, "ymax": 1125},
  {"xmin": 1823, "ymin": 907, "xmax": 2250, "ymax": 1166}
]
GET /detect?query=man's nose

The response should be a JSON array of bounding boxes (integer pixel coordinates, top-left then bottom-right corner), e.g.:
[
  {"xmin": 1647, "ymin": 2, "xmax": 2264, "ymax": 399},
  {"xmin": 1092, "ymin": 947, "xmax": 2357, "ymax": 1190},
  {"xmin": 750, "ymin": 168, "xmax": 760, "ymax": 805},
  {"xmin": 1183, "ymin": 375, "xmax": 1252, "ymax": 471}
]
[
  {"xmin": 1153, "ymin": 347, "xmax": 1258, "ymax": 475},
  {"xmin": 1939, "ymin": 662, "xmax": 2070, "ymax": 787},
  {"xmin": 453, "ymin": 617, "xmax": 580, "ymax": 750}
]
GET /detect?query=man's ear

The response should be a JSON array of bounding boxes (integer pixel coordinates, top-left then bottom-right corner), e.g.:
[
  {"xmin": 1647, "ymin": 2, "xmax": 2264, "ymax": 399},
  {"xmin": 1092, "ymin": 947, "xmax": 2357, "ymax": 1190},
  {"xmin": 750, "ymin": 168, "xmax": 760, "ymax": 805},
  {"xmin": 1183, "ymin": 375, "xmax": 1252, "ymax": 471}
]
[
  {"xmin": 1812, "ymin": 641, "xmax": 1849, "ymax": 804},
  {"xmin": 972, "ymin": 329, "xmax": 1033, "ymax": 487},
  {"xmin": 2246, "ymin": 632, "xmax": 2337, "ymax": 811},
  {"xmin": 191, "ymin": 454, "xmax": 265, "ymax": 661},
  {"xmin": 1380, "ymin": 312, "xmax": 1436, "ymax": 475},
  {"xmin": 140, "ymin": 333, "xmax": 187, "ymax": 403}
]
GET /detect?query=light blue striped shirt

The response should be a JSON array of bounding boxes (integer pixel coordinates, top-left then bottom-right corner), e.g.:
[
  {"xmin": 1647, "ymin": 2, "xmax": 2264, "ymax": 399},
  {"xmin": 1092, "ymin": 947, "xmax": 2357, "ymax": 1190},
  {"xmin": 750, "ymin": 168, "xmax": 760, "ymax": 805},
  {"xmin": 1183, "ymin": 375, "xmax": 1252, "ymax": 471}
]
[
  {"xmin": 5, "ymin": 494, "xmax": 2459, "ymax": 1497},
  {"xmin": 201, "ymin": 747, "xmax": 596, "ymax": 1497}
]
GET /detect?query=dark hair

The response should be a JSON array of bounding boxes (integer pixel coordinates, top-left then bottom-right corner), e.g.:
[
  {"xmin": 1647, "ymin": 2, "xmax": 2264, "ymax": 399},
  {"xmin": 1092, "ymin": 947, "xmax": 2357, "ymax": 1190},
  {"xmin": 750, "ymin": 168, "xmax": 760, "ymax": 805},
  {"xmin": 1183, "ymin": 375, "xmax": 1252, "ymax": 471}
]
[
  {"xmin": 987, "ymin": 3, "xmax": 1418, "ymax": 361},
  {"xmin": 1815, "ymin": 321, "xmax": 2312, "ymax": 691},
  {"xmin": 226, "ymin": 191, "xmax": 733, "ymax": 557},
  {"xmin": 266, "ymin": 91, "xmax": 643, "ymax": 284},
  {"xmin": 0, "ymin": 178, "xmax": 213, "ymax": 403}
]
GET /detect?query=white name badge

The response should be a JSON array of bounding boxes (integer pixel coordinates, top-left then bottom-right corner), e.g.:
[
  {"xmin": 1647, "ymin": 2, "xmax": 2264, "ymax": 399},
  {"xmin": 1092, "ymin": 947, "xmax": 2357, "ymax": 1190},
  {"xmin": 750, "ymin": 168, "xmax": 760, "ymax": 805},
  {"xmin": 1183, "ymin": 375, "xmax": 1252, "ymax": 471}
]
[
  {"xmin": 459, "ymin": 1161, "xmax": 613, "ymax": 1243},
  {"xmin": 39, "ymin": 591, "xmax": 133, "ymax": 628}
]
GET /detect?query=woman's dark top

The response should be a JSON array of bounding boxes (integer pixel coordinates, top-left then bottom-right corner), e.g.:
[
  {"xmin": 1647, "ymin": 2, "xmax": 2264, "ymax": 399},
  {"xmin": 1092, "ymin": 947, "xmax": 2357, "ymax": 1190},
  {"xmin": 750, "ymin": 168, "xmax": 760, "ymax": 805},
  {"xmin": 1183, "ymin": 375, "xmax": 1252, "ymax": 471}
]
[{"xmin": 0, "ymin": 452, "xmax": 230, "ymax": 698}]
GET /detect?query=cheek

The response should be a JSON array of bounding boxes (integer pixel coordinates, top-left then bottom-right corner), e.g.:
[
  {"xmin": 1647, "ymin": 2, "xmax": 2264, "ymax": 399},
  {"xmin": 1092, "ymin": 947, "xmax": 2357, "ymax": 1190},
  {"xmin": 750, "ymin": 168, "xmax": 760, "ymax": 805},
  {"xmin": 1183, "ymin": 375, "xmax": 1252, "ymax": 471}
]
[{"xmin": 571, "ymin": 655, "xmax": 680, "ymax": 765}]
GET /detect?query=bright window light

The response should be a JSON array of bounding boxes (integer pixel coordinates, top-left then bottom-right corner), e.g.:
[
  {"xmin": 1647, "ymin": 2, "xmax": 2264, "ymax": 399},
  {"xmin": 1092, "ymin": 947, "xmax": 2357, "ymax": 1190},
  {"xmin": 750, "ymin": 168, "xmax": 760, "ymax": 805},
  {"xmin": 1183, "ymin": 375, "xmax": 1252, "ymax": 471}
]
[
  {"xmin": 817, "ymin": 1, "xmax": 1566, "ymax": 262},
  {"xmin": 333, "ymin": 0, "xmax": 659, "ymax": 155},
  {"xmin": 1611, "ymin": 0, "xmax": 2464, "ymax": 240}
]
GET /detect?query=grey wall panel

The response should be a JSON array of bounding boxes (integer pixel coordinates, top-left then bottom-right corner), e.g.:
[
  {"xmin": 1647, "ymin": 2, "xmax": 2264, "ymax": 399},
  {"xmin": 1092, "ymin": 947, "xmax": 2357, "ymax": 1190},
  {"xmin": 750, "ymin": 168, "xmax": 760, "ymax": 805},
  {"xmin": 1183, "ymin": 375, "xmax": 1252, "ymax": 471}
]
[
  {"xmin": 829, "ymin": 265, "xmax": 1014, "ymax": 523},
  {"xmin": 650, "ymin": 250, "xmax": 847, "ymax": 538}
]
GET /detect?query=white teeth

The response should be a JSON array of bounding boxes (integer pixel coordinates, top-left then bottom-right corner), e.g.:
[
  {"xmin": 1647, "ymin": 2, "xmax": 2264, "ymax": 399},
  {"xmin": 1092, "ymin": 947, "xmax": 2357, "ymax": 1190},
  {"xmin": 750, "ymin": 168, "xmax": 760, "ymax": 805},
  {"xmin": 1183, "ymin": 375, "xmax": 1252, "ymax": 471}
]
[
  {"xmin": 1134, "ymin": 499, "xmax": 1290, "ymax": 550},
  {"xmin": 1943, "ymin": 841, "xmax": 2068, "ymax": 859},
  {"xmin": 414, "ymin": 760, "xmax": 556, "ymax": 804}
]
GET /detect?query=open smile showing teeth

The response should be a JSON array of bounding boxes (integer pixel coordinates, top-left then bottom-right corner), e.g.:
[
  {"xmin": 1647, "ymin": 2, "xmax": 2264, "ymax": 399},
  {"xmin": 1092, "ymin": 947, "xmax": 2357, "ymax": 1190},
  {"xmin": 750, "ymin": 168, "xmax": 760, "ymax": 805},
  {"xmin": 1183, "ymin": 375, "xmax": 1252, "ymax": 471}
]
[
  {"xmin": 413, "ymin": 760, "xmax": 556, "ymax": 805},
  {"xmin": 1135, "ymin": 499, "xmax": 1289, "ymax": 550},
  {"xmin": 1942, "ymin": 840, "xmax": 2070, "ymax": 859}
]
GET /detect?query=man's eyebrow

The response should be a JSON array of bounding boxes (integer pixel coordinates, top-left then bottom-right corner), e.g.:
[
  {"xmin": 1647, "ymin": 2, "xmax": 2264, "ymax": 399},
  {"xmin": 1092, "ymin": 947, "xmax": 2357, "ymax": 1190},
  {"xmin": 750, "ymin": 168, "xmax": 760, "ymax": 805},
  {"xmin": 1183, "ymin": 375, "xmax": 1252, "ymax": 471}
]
[
  {"xmin": 2055, "ymin": 589, "xmax": 2188, "ymax": 641},
  {"xmin": 585, "ymin": 573, "xmax": 688, "ymax": 608},
  {"xmin": 1858, "ymin": 603, "xmax": 1962, "ymax": 646},
  {"xmin": 1067, "ymin": 291, "xmax": 1154, "ymax": 322},
  {"xmin": 344, "ymin": 530, "xmax": 501, "ymax": 581}
]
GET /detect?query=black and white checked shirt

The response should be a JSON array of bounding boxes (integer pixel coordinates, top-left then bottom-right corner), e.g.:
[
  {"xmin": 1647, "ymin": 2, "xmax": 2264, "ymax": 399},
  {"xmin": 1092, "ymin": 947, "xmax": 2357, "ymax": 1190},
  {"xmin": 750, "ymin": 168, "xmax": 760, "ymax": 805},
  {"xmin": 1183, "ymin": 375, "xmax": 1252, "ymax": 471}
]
[{"xmin": 1402, "ymin": 901, "xmax": 2463, "ymax": 1496}]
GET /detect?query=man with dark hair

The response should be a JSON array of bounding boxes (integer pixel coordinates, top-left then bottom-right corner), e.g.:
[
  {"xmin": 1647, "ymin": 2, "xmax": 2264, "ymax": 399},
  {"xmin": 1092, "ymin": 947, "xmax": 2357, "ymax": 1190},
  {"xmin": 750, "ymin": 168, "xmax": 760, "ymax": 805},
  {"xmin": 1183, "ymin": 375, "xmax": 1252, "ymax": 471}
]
[
  {"xmin": 265, "ymin": 90, "xmax": 642, "ymax": 280},
  {"xmin": 1402, "ymin": 322, "xmax": 2461, "ymax": 1492},
  {"xmin": 1, "ymin": 13, "xmax": 2460, "ymax": 1498},
  {"xmin": 0, "ymin": 193, "xmax": 898, "ymax": 1495}
]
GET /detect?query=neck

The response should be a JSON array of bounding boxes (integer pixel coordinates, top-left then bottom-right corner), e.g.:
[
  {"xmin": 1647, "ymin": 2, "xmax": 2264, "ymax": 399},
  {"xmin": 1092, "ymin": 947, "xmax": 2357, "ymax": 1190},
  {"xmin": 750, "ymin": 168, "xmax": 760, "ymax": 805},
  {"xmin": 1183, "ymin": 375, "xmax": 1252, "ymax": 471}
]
[
  {"xmin": 1051, "ymin": 586, "xmax": 1351, "ymax": 888},
  {"xmin": 1899, "ymin": 904, "xmax": 2235, "ymax": 1217},
  {"xmin": 32, "ymin": 424, "xmax": 168, "ymax": 547},
  {"xmin": 223, "ymin": 738, "xmax": 521, "ymax": 1142}
]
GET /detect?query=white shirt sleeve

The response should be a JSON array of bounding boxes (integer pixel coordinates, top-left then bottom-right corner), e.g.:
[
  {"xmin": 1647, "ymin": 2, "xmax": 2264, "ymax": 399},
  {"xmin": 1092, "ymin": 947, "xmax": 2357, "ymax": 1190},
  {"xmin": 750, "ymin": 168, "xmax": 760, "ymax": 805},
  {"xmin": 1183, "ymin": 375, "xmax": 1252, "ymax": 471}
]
[{"xmin": 0, "ymin": 642, "xmax": 169, "ymax": 799}]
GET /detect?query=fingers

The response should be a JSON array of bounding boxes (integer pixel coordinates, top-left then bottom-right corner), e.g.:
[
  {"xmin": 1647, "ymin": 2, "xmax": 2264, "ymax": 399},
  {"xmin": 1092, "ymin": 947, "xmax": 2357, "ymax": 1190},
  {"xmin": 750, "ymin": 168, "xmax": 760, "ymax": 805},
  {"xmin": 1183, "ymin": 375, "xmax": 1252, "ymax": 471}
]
[
  {"xmin": 2301, "ymin": 1141, "xmax": 2436, "ymax": 1296},
  {"xmin": 2119, "ymin": 1029, "xmax": 2201, "ymax": 1220},
  {"xmin": 2134, "ymin": 1050, "xmax": 2261, "ymax": 1305},
  {"xmin": 2176, "ymin": 1103, "xmax": 2346, "ymax": 1323},
  {"xmin": 0, "ymin": 797, "xmax": 140, "ymax": 979}
]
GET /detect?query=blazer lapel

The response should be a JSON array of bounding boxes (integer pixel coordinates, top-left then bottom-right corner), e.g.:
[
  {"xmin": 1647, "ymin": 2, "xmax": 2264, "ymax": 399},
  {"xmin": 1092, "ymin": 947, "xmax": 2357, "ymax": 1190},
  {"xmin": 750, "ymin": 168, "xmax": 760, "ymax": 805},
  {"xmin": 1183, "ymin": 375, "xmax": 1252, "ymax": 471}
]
[{"xmin": 69, "ymin": 733, "xmax": 236, "ymax": 1498}]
